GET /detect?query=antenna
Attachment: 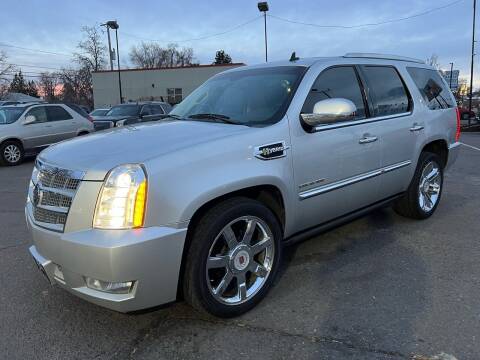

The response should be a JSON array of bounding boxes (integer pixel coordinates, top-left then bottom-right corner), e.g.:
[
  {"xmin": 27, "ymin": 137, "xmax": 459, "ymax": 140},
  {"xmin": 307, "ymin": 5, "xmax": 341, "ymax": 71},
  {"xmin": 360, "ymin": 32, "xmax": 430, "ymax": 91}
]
[{"xmin": 289, "ymin": 52, "xmax": 299, "ymax": 62}]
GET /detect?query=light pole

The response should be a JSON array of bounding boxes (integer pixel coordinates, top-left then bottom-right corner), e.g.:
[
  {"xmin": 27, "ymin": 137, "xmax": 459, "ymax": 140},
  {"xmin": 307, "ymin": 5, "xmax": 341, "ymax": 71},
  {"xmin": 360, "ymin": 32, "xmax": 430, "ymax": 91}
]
[
  {"xmin": 468, "ymin": 0, "xmax": 476, "ymax": 126},
  {"xmin": 101, "ymin": 20, "xmax": 122, "ymax": 104},
  {"xmin": 257, "ymin": 2, "xmax": 269, "ymax": 62},
  {"xmin": 449, "ymin": 62, "xmax": 454, "ymax": 90}
]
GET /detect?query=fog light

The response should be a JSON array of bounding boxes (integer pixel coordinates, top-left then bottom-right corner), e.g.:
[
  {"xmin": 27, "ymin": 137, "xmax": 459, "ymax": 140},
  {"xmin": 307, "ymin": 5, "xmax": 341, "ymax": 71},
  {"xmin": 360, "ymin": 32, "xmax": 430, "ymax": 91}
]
[{"xmin": 84, "ymin": 277, "xmax": 134, "ymax": 294}]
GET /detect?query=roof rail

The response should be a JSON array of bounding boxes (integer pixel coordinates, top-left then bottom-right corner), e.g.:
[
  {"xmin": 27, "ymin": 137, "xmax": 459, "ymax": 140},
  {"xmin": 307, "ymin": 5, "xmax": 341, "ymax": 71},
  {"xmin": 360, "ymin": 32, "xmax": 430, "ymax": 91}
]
[{"xmin": 343, "ymin": 53, "xmax": 424, "ymax": 64}]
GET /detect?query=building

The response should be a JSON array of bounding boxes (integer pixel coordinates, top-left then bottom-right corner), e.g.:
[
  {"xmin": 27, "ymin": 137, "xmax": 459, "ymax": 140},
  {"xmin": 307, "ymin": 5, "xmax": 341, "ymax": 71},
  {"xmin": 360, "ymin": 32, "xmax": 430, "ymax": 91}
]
[
  {"xmin": 92, "ymin": 63, "xmax": 244, "ymax": 108},
  {"xmin": 440, "ymin": 70, "xmax": 460, "ymax": 91}
]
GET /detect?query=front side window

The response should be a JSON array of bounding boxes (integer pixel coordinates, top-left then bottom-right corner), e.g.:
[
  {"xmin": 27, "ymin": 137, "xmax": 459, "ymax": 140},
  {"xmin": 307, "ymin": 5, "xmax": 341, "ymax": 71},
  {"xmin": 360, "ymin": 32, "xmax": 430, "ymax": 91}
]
[
  {"xmin": 302, "ymin": 66, "xmax": 366, "ymax": 119},
  {"xmin": 0, "ymin": 107, "xmax": 24, "ymax": 124},
  {"xmin": 170, "ymin": 66, "xmax": 306, "ymax": 126},
  {"xmin": 26, "ymin": 106, "xmax": 48, "ymax": 123},
  {"xmin": 151, "ymin": 105, "xmax": 165, "ymax": 114},
  {"xmin": 106, "ymin": 105, "xmax": 140, "ymax": 117},
  {"xmin": 46, "ymin": 106, "xmax": 73, "ymax": 121},
  {"xmin": 407, "ymin": 67, "xmax": 455, "ymax": 110},
  {"xmin": 361, "ymin": 66, "xmax": 410, "ymax": 117}
]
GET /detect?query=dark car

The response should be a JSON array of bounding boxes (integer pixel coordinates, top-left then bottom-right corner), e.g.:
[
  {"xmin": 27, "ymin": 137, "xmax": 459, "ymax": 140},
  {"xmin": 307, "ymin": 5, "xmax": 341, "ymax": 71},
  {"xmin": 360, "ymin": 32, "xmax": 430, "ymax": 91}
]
[{"xmin": 92, "ymin": 102, "xmax": 172, "ymax": 131}]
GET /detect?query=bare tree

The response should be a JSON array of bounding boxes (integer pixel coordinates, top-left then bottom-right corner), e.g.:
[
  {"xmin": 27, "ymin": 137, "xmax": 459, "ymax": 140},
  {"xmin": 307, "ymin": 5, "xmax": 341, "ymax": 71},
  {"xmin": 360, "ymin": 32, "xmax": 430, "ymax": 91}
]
[
  {"xmin": 426, "ymin": 54, "xmax": 440, "ymax": 69},
  {"xmin": 74, "ymin": 26, "xmax": 107, "ymax": 72},
  {"xmin": 129, "ymin": 42, "xmax": 194, "ymax": 68},
  {"xmin": 0, "ymin": 51, "xmax": 15, "ymax": 97},
  {"xmin": 38, "ymin": 72, "xmax": 59, "ymax": 102}
]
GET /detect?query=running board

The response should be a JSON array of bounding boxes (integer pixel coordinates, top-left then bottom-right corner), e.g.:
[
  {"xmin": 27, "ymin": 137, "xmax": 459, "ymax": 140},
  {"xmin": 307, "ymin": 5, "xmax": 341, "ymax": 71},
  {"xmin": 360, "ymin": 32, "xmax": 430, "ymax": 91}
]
[{"xmin": 284, "ymin": 193, "xmax": 404, "ymax": 247}]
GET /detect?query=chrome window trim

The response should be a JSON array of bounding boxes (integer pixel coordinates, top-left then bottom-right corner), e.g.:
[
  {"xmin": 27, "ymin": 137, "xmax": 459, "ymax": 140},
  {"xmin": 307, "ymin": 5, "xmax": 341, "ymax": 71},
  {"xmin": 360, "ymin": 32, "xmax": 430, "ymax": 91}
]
[
  {"xmin": 313, "ymin": 111, "xmax": 412, "ymax": 132},
  {"xmin": 299, "ymin": 160, "xmax": 412, "ymax": 200}
]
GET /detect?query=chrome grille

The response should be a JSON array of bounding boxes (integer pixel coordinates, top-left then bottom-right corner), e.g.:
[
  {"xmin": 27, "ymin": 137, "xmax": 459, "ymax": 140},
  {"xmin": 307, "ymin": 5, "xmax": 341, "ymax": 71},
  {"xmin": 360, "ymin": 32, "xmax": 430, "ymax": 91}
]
[{"xmin": 29, "ymin": 159, "xmax": 85, "ymax": 232}]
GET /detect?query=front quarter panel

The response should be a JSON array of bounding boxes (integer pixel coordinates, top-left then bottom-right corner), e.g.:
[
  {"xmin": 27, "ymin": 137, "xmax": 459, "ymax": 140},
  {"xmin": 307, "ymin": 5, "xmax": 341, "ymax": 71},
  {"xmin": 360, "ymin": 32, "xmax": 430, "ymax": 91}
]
[{"xmin": 143, "ymin": 122, "xmax": 296, "ymax": 236}]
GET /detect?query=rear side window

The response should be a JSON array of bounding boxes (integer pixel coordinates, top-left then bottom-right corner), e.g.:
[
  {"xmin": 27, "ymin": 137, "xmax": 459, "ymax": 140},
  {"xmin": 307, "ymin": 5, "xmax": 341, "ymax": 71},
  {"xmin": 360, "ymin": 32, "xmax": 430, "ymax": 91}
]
[
  {"xmin": 361, "ymin": 66, "xmax": 410, "ymax": 117},
  {"xmin": 302, "ymin": 66, "xmax": 366, "ymax": 119},
  {"xmin": 151, "ymin": 105, "xmax": 165, "ymax": 114},
  {"xmin": 26, "ymin": 106, "xmax": 48, "ymax": 123},
  {"xmin": 406, "ymin": 67, "xmax": 455, "ymax": 110},
  {"xmin": 46, "ymin": 106, "xmax": 73, "ymax": 121}
]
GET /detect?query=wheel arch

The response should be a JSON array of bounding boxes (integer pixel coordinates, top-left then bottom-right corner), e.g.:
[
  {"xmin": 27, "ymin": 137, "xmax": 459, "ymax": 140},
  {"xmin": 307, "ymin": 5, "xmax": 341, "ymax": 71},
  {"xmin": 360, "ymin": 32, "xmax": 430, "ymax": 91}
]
[
  {"xmin": 176, "ymin": 183, "xmax": 286, "ymax": 300},
  {"xmin": 421, "ymin": 138, "xmax": 449, "ymax": 168},
  {"xmin": 0, "ymin": 137, "xmax": 25, "ymax": 149}
]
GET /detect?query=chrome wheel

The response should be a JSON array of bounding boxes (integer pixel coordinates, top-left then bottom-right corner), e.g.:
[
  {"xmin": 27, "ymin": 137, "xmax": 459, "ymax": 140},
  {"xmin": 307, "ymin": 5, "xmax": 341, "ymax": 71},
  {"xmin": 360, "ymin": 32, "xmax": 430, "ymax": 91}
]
[
  {"xmin": 418, "ymin": 161, "xmax": 441, "ymax": 212},
  {"xmin": 206, "ymin": 216, "xmax": 275, "ymax": 305},
  {"xmin": 4, "ymin": 144, "xmax": 21, "ymax": 163}
]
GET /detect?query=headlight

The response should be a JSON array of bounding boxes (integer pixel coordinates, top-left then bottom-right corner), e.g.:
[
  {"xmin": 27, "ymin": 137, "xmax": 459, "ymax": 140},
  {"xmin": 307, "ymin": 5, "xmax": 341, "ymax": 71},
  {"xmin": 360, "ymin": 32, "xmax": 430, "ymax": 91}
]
[
  {"xmin": 116, "ymin": 119, "xmax": 126, "ymax": 127},
  {"xmin": 93, "ymin": 164, "xmax": 147, "ymax": 229}
]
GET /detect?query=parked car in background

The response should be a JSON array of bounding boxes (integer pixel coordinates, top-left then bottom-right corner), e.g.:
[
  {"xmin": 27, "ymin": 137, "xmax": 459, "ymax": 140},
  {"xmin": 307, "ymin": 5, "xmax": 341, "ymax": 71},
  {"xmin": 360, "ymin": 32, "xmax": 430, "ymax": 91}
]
[
  {"xmin": 90, "ymin": 108, "xmax": 110, "ymax": 119},
  {"xmin": 0, "ymin": 103, "xmax": 94, "ymax": 166},
  {"xmin": 64, "ymin": 103, "xmax": 94, "ymax": 123},
  {"xmin": 458, "ymin": 107, "xmax": 478, "ymax": 126},
  {"xmin": 92, "ymin": 101, "xmax": 172, "ymax": 131},
  {"xmin": 26, "ymin": 53, "xmax": 460, "ymax": 317}
]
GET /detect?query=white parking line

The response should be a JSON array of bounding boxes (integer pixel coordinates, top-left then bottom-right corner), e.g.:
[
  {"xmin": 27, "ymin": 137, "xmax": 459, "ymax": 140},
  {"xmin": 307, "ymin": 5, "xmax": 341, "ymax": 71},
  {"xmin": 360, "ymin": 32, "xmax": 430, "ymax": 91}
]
[{"xmin": 460, "ymin": 142, "xmax": 480, "ymax": 152}]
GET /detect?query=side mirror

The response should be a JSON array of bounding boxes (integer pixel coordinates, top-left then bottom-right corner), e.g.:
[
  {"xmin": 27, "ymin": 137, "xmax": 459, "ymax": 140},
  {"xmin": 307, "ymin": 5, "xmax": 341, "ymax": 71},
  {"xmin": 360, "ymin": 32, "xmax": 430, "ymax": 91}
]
[
  {"xmin": 301, "ymin": 98, "xmax": 357, "ymax": 127},
  {"xmin": 23, "ymin": 115, "xmax": 37, "ymax": 125}
]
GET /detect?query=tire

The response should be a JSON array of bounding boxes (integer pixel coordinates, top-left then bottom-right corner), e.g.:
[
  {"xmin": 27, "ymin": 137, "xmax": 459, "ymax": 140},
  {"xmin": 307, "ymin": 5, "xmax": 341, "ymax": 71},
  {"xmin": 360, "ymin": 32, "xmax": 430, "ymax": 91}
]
[
  {"xmin": 393, "ymin": 152, "xmax": 443, "ymax": 219},
  {"xmin": 183, "ymin": 197, "xmax": 283, "ymax": 318},
  {"xmin": 0, "ymin": 140, "xmax": 24, "ymax": 166}
]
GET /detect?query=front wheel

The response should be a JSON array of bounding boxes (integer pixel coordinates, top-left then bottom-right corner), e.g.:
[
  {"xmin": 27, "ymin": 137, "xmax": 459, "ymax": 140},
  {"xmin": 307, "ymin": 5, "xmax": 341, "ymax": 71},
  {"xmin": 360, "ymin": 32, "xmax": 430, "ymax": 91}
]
[
  {"xmin": 0, "ymin": 140, "xmax": 24, "ymax": 166},
  {"xmin": 394, "ymin": 152, "xmax": 443, "ymax": 219},
  {"xmin": 183, "ymin": 197, "xmax": 283, "ymax": 318}
]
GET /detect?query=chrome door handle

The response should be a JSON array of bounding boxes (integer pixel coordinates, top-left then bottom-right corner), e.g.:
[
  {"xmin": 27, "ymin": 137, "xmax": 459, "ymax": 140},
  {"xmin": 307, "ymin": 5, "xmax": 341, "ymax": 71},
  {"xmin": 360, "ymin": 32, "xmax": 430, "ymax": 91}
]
[
  {"xmin": 410, "ymin": 124, "xmax": 424, "ymax": 132},
  {"xmin": 359, "ymin": 136, "xmax": 378, "ymax": 144}
]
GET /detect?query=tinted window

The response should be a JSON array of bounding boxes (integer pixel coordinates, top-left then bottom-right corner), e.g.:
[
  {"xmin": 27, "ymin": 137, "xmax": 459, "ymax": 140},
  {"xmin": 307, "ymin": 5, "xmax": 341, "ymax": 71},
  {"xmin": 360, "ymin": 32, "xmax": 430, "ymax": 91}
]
[
  {"xmin": 171, "ymin": 66, "xmax": 306, "ymax": 126},
  {"xmin": 140, "ymin": 105, "xmax": 152, "ymax": 115},
  {"xmin": 361, "ymin": 66, "xmax": 410, "ymax": 117},
  {"xmin": 0, "ymin": 107, "xmax": 24, "ymax": 124},
  {"xmin": 106, "ymin": 105, "xmax": 140, "ymax": 116},
  {"xmin": 46, "ymin": 106, "xmax": 73, "ymax": 121},
  {"xmin": 65, "ymin": 103, "xmax": 88, "ymax": 118},
  {"xmin": 151, "ymin": 105, "xmax": 165, "ymax": 114},
  {"xmin": 302, "ymin": 66, "xmax": 366, "ymax": 119},
  {"xmin": 407, "ymin": 67, "xmax": 455, "ymax": 110},
  {"xmin": 26, "ymin": 106, "xmax": 48, "ymax": 123},
  {"xmin": 90, "ymin": 109, "xmax": 109, "ymax": 116}
]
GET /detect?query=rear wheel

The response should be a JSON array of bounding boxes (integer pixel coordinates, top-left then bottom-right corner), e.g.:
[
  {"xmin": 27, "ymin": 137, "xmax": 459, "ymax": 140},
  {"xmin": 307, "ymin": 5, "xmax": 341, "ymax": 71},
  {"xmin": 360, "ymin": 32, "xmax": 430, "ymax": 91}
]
[
  {"xmin": 183, "ymin": 197, "xmax": 283, "ymax": 317},
  {"xmin": 394, "ymin": 152, "xmax": 443, "ymax": 219},
  {"xmin": 0, "ymin": 140, "xmax": 24, "ymax": 166}
]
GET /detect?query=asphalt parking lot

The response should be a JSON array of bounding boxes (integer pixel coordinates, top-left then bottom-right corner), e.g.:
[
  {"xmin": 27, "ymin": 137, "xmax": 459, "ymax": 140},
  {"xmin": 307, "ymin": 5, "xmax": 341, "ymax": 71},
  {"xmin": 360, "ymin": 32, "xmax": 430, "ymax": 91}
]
[{"xmin": 1, "ymin": 134, "xmax": 479, "ymax": 360}]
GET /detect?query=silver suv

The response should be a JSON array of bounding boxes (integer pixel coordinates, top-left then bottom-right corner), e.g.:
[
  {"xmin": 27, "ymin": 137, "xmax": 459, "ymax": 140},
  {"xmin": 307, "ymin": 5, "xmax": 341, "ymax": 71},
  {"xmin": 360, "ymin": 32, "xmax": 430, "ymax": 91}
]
[
  {"xmin": 26, "ymin": 54, "xmax": 460, "ymax": 317},
  {"xmin": 0, "ymin": 103, "xmax": 94, "ymax": 166}
]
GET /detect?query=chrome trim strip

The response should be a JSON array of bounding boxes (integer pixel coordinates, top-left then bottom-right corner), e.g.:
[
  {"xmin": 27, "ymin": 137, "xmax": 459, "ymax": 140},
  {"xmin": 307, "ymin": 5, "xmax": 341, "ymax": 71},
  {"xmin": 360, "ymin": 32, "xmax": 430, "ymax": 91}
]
[
  {"xmin": 313, "ymin": 112, "xmax": 412, "ymax": 132},
  {"xmin": 299, "ymin": 160, "xmax": 412, "ymax": 200}
]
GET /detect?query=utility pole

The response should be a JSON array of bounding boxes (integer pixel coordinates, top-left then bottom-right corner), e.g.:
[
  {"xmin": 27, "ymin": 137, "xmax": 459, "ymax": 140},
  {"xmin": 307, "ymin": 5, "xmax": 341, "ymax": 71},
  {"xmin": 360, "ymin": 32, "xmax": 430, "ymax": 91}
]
[
  {"xmin": 114, "ymin": 27, "xmax": 123, "ymax": 104},
  {"xmin": 449, "ymin": 62, "xmax": 454, "ymax": 90},
  {"xmin": 468, "ymin": 0, "xmax": 476, "ymax": 127},
  {"xmin": 101, "ymin": 23, "xmax": 114, "ymax": 70},
  {"xmin": 257, "ymin": 2, "xmax": 269, "ymax": 62}
]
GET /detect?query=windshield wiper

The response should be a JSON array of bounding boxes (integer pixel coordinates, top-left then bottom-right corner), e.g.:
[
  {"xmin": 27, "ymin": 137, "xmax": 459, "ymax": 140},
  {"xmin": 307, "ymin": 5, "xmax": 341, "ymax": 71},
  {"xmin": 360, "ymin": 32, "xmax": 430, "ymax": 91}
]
[
  {"xmin": 161, "ymin": 114, "xmax": 184, "ymax": 120},
  {"xmin": 187, "ymin": 113, "xmax": 243, "ymax": 125}
]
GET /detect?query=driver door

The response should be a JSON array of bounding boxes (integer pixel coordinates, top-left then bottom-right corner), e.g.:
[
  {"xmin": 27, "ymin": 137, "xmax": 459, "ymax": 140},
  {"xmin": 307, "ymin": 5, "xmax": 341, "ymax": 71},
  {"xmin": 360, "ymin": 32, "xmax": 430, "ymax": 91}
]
[
  {"xmin": 290, "ymin": 65, "xmax": 382, "ymax": 231},
  {"xmin": 21, "ymin": 106, "xmax": 54, "ymax": 150}
]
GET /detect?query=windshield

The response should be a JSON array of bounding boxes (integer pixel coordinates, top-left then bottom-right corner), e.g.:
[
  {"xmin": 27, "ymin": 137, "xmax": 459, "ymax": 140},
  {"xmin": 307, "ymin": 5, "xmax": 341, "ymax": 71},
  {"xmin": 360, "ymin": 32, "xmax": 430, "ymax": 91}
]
[
  {"xmin": 170, "ymin": 66, "xmax": 306, "ymax": 126},
  {"xmin": 91, "ymin": 109, "xmax": 109, "ymax": 116},
  {"xmin": 0, "ymin": 107, "xmax": 24, "ymax": 125},
  {"xmin": 106, "ymin": 105, "xmax": 140, "ymax": 117}
]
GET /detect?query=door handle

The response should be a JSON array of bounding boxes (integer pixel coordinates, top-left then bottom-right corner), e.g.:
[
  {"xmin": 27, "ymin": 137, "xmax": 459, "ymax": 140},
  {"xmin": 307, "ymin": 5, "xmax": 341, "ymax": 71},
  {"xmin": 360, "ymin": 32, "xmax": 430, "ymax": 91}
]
[
  {"xmin": 359, "ymin": 136, "xmax": 378, "ymax": 144},
  {"xmin": 410, "ymin": 124, "xmax": 424, "ymax": 132}
]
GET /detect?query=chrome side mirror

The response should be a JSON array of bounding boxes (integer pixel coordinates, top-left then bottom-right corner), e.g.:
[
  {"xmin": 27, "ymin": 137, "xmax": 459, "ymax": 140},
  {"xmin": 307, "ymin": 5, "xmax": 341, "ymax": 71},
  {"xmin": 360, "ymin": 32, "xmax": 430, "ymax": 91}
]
[
  {"xmin": 301, "ymin": 98, "xmax": 357, "ymax": 127},
  {"xmin": 23, "ymin": 115, "xmax": 37, "ymax": 125}
]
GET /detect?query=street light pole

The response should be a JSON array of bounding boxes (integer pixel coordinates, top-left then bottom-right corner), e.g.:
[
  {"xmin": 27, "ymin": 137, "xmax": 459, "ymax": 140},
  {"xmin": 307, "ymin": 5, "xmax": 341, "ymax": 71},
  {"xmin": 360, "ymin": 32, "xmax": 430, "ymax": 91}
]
[
  {"xmin": 449, "ymin": 62, "xmax": 454, "ymax": 90},
  {"xmin": 257, "ymin": 2, "xmax": 269, "ymax": 62},
  {"xmin": 114, "ymin": 27, "xmax": 123, "ymax": 104},
  {"xmin": 101, "ymin": 23, "xmax": 114, "ymax": 71},
  {"xmin": 468, "ymin": 0, "xmax": 476, "ymax": 126}
]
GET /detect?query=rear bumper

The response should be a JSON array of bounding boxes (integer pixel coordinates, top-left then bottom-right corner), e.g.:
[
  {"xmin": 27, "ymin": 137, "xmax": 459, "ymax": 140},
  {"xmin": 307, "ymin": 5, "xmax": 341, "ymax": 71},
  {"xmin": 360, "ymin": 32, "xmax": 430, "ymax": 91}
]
[
  {"xmin": 446, "ymin": 141, "xmax": 461, "ymax": 171},
  {"xmin": 26, "ymin": 210, "xmax": 187, "ymax": 312}
]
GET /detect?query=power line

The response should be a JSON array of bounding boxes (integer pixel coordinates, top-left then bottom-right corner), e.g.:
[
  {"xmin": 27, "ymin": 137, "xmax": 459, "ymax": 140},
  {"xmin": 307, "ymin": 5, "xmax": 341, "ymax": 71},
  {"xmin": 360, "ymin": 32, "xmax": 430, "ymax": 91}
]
[
  {"xmin": 268, "ymin": 0, "xmax": 465, "ymax": 29},
  {"xmin": 7, "ymin": 63, "xmax": 63, "ymax": 71},
  {"xmin": 0, "ymin": 43, "xmax": 73, "ymax": 57},
  {"xmin": 122, "ymin": 15, "xmax": 262, "ymax": 43}
]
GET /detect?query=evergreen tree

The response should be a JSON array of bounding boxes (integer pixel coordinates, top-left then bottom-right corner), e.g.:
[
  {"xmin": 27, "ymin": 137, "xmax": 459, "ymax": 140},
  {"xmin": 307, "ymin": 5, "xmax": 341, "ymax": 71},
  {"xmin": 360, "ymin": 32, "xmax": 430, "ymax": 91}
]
[{"xmin": 214, "ymin": 50, "xmax": 232, "ymax": 65}]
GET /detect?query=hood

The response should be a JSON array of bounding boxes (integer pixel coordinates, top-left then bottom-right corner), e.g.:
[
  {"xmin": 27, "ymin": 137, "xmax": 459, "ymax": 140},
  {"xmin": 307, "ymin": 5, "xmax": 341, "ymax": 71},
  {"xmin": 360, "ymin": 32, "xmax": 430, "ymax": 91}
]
[
  {"xmin": 92, "ymin": 115, "xmax": 137, "ymax": 122},
  {"xmin": 39, "ymin": 120, "xmax": 250, "ymax": 180}
]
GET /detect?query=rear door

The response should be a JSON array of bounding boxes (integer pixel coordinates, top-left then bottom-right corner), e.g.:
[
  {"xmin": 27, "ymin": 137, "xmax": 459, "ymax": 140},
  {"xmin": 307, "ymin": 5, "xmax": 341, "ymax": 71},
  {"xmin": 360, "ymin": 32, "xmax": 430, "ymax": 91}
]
[
  {"xmin": 290, "ymin": 65, "xmax": 382, "ymax": 231},
  {"xmin": 45, "ymin": 105, "xmax": 77, "ymax": 142},
  {"xmin": 357, "ymin": 65, "xmax": 417, "ymax": 198}
]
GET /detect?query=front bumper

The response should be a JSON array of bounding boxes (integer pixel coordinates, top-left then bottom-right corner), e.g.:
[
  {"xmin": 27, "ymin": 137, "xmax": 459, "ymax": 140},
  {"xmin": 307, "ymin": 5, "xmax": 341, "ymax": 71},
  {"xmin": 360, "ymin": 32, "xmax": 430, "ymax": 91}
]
[{"xmin": 26, "ymin": 211, "xmax": 187, "ymax": 312}]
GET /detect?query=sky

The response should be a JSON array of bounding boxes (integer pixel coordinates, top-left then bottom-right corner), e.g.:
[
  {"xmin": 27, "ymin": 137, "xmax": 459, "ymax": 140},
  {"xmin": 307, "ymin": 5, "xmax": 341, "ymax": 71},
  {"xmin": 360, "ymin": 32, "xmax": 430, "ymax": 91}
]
[{"xmin": 0, "ymin": 0, "xmax": 478, "ymax": 87}]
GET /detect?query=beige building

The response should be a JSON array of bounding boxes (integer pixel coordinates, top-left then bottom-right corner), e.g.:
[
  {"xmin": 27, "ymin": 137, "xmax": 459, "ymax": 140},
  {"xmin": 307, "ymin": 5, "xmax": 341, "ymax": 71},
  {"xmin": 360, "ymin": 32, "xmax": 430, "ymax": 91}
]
[{"xmin": 92, "ymin": 63, "xmax": 244, "ymax": 108}]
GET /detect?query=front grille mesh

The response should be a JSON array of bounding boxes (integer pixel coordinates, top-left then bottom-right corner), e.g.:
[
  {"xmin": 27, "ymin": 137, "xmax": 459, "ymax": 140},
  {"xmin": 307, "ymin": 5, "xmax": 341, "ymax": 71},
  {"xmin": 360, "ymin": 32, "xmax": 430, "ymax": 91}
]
[
  {"xmin": 31, "ymin": 162, "xmax": 84, "ymax": 232},
  {"xmin": 34, "ymin": 207, "xmax": 67, "ymax": 226}
]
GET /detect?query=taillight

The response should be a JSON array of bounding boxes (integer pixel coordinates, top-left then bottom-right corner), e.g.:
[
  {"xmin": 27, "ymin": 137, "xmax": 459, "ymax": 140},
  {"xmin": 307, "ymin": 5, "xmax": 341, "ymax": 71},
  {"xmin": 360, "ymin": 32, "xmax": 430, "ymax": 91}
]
[
  {"xmin": 455, "ymin": 107, "xmax": 461, "ymax": 142},
  {"xmin": 87, "ymin": 115, "xmax": 94, "ymax": 123}
]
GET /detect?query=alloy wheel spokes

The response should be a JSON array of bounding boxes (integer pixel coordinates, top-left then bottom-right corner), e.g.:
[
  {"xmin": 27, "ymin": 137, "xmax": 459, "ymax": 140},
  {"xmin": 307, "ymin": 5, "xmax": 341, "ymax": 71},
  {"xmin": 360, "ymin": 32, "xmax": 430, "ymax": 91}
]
[
  {"xmin": 206, "ymin": 216, "xmax": 275, "ymax": 305},
  {"xmin": 418, "ymin": 161, "xmax": 441, "ymax": 212}
]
